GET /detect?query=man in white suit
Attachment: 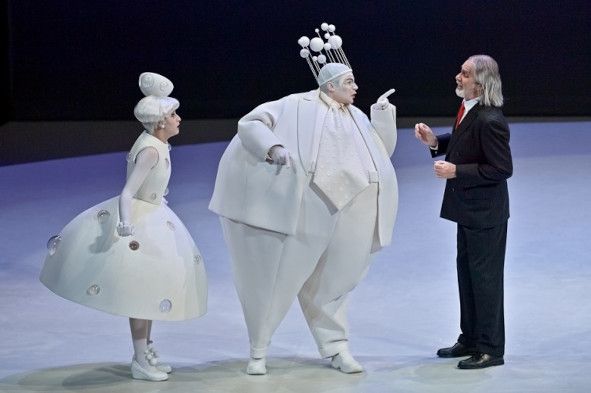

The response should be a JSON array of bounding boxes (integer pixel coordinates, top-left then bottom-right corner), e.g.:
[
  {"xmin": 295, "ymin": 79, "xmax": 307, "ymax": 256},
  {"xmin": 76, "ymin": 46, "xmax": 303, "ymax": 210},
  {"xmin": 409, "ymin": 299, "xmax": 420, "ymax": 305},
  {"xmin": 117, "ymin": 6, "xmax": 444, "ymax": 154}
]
[{"xmin": 210, "ymin": 61, "xmax": 398, "ymax": 375}]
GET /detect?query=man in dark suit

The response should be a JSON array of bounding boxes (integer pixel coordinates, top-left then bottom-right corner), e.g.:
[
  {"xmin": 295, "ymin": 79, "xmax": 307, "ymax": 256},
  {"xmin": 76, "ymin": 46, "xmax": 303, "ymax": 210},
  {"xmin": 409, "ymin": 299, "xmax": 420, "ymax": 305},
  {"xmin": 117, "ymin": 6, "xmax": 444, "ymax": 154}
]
[{"xmin": 415, "ymin": 54, "xmax": 512, "ymax": 369}]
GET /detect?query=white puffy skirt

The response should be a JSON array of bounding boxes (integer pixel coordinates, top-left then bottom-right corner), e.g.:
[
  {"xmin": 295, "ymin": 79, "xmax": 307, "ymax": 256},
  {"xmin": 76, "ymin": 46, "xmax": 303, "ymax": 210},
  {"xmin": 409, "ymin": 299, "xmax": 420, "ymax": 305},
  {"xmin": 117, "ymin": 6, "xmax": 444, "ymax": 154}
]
[{"xmin": 40, "ymin": 196, "xmax": 207, "ymax": 321}]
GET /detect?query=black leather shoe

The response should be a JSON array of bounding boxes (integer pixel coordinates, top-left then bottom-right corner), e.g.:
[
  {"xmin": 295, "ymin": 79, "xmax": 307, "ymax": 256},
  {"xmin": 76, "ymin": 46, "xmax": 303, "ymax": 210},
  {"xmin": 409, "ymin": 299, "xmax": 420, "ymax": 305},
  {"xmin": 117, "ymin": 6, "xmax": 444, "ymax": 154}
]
[
  {"xmin": 437, "ymin": 342, "xmax": 477, "ymax": 358},
  {"xmin": 457, "ymin": 353, "xmax": 504, "ymax": 369}
]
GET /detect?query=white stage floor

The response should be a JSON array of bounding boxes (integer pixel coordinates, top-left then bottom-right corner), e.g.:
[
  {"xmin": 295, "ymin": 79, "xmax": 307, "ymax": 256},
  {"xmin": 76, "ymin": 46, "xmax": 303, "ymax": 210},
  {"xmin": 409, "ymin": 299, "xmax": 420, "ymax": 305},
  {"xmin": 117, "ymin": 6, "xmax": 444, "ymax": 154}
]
[{"xmin": 1, "ymin": 121, "xmax": 590, "ymax": 392}]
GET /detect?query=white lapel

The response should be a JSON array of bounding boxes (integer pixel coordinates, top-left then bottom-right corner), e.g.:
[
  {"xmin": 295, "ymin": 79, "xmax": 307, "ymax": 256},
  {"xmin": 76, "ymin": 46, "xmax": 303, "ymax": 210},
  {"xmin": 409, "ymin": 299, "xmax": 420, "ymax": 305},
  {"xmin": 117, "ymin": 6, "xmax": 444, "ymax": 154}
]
[{"xmin": 297, "ymin": 90, "xmax": 328, "ymax": 172}]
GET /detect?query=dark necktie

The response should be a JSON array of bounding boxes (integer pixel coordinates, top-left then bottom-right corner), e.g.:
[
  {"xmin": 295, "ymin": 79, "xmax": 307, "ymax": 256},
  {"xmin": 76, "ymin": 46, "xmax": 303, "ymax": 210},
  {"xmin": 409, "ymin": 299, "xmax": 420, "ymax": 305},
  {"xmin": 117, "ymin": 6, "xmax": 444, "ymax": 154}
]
[{"xmin": 455, "ymin": 101, "xmax": 465, "ymax": 129}]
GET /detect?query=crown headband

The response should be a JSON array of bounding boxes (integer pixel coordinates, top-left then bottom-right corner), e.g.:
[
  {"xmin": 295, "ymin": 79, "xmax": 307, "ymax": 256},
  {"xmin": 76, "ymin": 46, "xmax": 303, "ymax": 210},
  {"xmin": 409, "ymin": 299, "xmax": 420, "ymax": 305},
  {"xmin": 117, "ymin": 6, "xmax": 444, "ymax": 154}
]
[{"xmin": 298, "ymin": 23, "xmax": 352, "ymax": 85}]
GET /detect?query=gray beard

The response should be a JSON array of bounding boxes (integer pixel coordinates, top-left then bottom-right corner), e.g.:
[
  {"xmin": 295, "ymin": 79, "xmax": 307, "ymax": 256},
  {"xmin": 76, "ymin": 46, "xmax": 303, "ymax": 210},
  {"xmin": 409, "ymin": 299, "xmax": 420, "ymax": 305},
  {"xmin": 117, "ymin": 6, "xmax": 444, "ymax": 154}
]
[{"xmin": 455, "ymin": 87, "xmax": 464, "ymax": 98}]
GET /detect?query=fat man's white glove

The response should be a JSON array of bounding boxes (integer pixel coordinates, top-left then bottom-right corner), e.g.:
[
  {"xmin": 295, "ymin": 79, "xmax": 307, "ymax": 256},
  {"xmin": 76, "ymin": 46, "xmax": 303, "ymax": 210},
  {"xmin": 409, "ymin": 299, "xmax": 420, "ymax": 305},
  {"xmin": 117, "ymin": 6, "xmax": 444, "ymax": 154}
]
[
  {"xmin": 268, "ymin": 145, "xmax": 292, "ymax": 168},
  {"xmin": 117, "ymin": 221, "xmax": 134, "ymax": 237},
  {"xmin": 374, "ymin": 88, "xmax": 396, "ymax": 110}
]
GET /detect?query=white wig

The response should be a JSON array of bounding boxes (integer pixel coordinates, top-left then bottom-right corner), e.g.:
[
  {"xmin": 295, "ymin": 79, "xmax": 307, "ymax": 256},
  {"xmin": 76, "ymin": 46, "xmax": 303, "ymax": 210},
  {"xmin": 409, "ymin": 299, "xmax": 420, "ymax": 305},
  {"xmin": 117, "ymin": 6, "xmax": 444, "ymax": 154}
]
[{"xmin": 133, "ymin": 72, "xmax": 179, "ymax": 133}]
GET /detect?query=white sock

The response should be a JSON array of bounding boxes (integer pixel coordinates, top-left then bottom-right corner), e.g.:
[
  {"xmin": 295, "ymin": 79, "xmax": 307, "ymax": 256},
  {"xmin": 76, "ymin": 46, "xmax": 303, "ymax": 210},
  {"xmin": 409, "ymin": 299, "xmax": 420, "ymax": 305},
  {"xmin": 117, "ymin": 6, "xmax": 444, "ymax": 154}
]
[{"xmin": 133, "ymin": 339, "xmax": 149, "ymax": 368}]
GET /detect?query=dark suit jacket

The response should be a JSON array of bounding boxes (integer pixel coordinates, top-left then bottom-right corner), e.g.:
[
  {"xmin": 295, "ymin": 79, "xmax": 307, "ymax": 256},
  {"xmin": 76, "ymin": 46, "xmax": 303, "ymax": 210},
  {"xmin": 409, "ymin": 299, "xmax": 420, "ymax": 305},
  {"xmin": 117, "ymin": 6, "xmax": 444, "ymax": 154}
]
[{"xmin": 431, "ymin": 105, "xmax": 513, "ymax": 228}]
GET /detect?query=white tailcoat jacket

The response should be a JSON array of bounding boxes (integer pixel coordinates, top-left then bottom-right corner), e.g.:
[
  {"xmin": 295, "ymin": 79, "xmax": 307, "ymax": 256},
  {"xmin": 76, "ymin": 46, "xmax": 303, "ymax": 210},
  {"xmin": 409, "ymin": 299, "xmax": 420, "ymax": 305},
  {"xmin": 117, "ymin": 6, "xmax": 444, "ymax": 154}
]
[{"xmin": 209, "ymin": 89, "xmax": 398, "ymax": 249}]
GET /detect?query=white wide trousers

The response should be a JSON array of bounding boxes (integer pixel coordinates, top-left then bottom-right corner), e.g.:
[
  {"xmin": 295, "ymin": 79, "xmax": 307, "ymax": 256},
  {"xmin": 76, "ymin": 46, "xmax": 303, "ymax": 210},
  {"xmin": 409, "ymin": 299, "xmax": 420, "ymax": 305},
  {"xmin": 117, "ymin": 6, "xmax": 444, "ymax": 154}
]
[{"xmin": 221, "ymin": 181, "xmax": 378, "ymax": 358}]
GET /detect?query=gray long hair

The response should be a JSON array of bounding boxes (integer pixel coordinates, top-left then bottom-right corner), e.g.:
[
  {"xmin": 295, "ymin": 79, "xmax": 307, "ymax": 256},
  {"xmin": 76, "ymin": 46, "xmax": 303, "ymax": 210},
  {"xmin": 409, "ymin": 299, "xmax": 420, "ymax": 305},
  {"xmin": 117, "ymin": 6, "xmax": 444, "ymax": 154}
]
[{"xmin": 469, "ymin": 54, "xmax": 504, "ymax": 107}]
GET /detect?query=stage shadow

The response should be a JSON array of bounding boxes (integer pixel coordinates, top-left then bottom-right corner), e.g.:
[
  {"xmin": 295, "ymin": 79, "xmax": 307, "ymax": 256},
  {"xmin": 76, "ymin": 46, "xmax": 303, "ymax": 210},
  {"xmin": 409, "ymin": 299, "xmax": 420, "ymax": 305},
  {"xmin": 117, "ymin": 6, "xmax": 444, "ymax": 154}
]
[
  {"xmin": 0, "ymin": 354, "xmax": 585, "ymax": 393},
  {"xmin": 0, "ymin": 357, "xmax": 369, "ymax": 393}
]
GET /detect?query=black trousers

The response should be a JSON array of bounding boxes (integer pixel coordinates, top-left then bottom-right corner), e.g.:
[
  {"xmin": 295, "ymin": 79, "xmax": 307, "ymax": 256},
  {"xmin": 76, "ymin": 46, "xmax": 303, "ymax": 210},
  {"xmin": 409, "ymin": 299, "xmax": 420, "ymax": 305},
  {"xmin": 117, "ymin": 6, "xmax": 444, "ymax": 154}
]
[{"xmin": 456, "ymin": 222, "xmax": 507, "ymax": 357}]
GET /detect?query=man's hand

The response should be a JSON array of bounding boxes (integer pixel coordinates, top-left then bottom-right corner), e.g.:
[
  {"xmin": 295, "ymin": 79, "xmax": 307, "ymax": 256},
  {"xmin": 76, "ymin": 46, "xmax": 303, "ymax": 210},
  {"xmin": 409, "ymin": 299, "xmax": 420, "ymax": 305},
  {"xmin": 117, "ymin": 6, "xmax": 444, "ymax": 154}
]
[
  {"xmin": 414, "ymin": 123, "xmax": 438, "ymax": 148},
  {"xmin": 434, "ymin": 160, "xmax": 456, "ymax": 179}
]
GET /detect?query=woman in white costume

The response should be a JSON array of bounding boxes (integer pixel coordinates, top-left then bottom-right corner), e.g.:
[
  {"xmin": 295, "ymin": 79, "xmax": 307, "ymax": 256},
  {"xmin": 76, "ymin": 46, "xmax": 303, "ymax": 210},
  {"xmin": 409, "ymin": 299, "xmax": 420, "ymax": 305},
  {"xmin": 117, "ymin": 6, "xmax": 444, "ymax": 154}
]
[{"xmin": 40, "ymin": 72, "xmax": 207, "ymax": 382}]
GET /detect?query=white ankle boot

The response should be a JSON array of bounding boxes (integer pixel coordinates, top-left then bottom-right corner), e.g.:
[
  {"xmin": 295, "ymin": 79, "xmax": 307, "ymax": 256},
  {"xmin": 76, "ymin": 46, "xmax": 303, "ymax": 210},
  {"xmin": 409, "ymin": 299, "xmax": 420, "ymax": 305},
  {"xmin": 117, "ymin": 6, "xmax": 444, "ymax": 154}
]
[
  {"xmin": 246, "ymin": 357, "xmax": 267, "ymax": 375},
  {"xmin": 147, "ymin": 344, "xmax": 172, "ymax": 373},
  {"xmin": 131, "ymin": 350, "xmax": 169, "ymax": 381},
  {"xmin": 331, "ymin": 350, "xmax": 364, "ymax": 374}
]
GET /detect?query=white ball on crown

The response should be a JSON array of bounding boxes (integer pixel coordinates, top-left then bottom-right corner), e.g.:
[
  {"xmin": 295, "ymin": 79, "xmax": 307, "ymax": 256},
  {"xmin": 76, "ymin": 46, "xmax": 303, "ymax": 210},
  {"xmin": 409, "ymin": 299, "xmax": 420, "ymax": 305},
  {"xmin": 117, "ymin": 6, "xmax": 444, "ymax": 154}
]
[
  {"xmin": 298, "ymin": 36, "xmax": 310, "ymax": 48},
  {"xmin": 328, "ymin": 35, "xmax": 342, "ymax": 50},
  {"xmin": 310, "ymin": 37, "xmax": 324, "ymax": 52}
]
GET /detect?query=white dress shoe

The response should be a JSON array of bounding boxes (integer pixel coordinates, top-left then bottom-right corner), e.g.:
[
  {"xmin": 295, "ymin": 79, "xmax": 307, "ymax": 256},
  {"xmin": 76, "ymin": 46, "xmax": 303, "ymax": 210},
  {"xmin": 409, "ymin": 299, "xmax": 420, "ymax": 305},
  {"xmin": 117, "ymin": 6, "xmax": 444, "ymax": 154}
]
[
  {"xmin": 331, "ymin": 351, "xmax": 364, "ymax": 374},
  {"xmin": 147, "ymin": 345, "xmax": 172, "ymax": 373},
  {"xmin": 131, "ymin": 357, "xmax": 168, "ymax": 381},
  {"xmin": 246, "ymin": 357, "xmax": 267, "ymax": 375}
]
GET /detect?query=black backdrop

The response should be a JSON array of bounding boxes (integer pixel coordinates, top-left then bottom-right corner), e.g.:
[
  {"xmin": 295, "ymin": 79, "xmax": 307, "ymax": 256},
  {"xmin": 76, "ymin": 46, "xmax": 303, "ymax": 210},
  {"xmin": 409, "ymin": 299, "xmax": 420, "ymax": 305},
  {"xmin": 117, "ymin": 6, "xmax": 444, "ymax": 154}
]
[
  {"xmin": 1, "ymin": 1, "xmax": 590, "ymax": 165},
  {"xmin": 6, "ymin": 0, "xmax": 591, "ymax": 121}
]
